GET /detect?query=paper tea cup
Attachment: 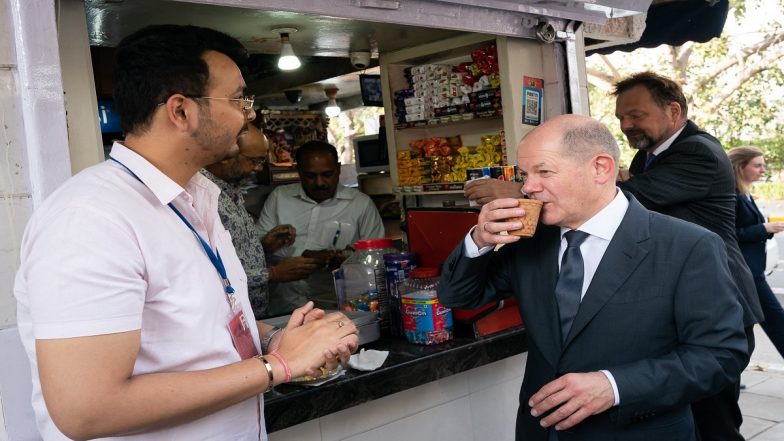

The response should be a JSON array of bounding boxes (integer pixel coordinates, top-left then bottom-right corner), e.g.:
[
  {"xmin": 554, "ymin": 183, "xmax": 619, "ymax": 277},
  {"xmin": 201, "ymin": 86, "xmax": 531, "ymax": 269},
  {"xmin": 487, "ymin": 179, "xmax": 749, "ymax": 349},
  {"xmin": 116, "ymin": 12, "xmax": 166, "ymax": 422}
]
[{"xmin": 507, "ymin": 198, "xmax": 543, "ymax": 237}]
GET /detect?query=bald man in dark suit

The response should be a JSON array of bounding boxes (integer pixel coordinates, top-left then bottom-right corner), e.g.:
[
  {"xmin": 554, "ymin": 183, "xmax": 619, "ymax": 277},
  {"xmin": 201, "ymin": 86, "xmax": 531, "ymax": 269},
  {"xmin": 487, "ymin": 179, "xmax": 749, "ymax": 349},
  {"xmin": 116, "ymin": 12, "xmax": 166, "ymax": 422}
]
[{"xmin": 438, "ymin": 114, "xmax": 747, "ymax": 441}]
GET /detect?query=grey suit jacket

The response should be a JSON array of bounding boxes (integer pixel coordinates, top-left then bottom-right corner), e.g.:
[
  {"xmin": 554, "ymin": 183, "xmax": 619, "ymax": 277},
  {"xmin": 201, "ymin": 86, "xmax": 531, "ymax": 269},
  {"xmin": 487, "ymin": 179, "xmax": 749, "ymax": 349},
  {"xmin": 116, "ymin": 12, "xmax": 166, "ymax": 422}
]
[{"xmin": 438, "ymin": 194, "xmax": 748, "ymax": 441}]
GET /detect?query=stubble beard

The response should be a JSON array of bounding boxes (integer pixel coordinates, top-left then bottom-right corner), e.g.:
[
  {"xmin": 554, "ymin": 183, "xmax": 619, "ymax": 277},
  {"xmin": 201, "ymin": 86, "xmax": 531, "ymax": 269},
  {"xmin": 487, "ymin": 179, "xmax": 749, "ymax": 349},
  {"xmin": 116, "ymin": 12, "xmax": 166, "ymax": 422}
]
[
  {"xmin": 192, "ymin": 113, "xmax": 240, "ymax": 165},
  {"xmin": 628, "ymin": 135, "xmax": 652, "ymax": 150},
  {"xmin": 626, "ymin": 128, "xmax": 669, "ymax": 152}
]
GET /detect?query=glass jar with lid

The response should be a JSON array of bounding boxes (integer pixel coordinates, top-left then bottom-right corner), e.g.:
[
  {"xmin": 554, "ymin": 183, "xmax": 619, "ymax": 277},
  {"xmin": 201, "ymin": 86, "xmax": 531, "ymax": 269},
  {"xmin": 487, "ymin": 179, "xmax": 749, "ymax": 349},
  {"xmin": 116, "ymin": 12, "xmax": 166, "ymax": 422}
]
[{"xmin": 334, "ymin": 239, "xmax": 397, "ymax": 333}]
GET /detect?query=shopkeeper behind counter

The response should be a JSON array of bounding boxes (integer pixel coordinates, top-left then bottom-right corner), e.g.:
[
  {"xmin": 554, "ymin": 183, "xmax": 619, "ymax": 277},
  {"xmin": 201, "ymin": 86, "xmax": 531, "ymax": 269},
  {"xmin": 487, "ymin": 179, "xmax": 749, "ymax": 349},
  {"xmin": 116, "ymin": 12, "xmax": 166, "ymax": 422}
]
[{"xmin": 258, "ymin": 140, "xmax": 385, "ymax": 315}]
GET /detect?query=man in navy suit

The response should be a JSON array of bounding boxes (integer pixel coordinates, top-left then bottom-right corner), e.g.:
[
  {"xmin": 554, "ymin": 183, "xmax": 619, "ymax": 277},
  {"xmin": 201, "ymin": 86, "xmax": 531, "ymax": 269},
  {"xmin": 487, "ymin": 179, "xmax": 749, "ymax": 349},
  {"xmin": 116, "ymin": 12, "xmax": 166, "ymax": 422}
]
[
  {"xmin": 438, "ymin": 114, "xmax": 747, "ymax": 441},
  {"xmin": 614, "ymin": 71, "xmax": 760, "ymax": 441}
]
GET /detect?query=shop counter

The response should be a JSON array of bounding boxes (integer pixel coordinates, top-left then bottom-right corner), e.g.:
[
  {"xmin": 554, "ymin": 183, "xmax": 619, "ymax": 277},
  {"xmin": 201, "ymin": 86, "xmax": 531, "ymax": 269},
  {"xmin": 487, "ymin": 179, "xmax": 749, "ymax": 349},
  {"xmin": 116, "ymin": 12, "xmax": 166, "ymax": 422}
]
[{"xmin": 264, "ymin": 327, "xmax": 526, "ymax": 433}]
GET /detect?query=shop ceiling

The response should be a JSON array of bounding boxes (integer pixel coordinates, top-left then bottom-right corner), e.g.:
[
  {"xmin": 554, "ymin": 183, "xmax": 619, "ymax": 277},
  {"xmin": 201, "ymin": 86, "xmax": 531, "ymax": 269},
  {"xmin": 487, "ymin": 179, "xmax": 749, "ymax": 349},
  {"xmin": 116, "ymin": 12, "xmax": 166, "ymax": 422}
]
[{"xmin": 84, "ymin": 0, "xmax": 718, "ymax": 110}]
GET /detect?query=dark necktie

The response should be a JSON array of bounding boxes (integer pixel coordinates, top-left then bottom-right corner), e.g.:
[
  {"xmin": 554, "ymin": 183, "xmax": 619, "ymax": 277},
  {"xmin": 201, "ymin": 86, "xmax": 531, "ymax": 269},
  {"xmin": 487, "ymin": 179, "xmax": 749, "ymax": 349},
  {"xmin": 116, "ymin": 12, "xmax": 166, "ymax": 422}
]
[
  {"xmin": 643, "ymin": 153, "xmax": 656, "ymax": 170},
  {"xmin": 555, "ymin": 230, "xmax": 590, "ymax": 343}
]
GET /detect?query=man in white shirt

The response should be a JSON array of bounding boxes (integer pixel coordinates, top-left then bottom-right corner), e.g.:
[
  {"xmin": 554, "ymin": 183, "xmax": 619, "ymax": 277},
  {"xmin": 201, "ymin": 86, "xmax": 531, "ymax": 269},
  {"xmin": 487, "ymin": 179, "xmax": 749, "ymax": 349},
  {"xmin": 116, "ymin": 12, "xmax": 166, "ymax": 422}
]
[
  {"xmin": 258, "ymin": 140, "xmax": 385, "ymax": 315},
  {"xmin": 14, "ymin": 24, "xmax": 357, "ymax": 441},
  {"xmin": 437, "ymin": 114, "xmax": 747, "ymax": 441}
]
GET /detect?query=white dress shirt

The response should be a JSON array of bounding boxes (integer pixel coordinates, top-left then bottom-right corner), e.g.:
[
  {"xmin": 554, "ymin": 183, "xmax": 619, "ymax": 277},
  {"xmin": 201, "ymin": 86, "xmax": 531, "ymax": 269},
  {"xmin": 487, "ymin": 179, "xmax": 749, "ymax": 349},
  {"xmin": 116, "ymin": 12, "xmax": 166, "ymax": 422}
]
[
  {"xmin": 15, "ymin": 142, "xmax": 265, "ymax": 440},
  {"xmin": 257, "ymin": 183, "xmax": 385, "ymax": 313},
  {"xmin": 258, "ymin": 183, "xmax": 385, "ymax": 256},
  {"xmin": 649, "ymin": 124, "xmax": 686, "ymax": 157},
  {"xmin": 464, "ymin": 190, "xmax": 629, "ymax": 405}
]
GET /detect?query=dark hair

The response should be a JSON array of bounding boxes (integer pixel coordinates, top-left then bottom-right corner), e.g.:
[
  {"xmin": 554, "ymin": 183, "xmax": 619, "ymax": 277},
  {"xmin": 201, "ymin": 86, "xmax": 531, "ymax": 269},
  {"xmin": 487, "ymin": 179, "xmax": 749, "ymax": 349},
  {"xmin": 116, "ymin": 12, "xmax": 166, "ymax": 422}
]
[
  {"xmin": 612, "ymin": 71, "xmax": 689, "ymax": 120},
  {"xmin": 112, "ymin": 25, "xmax": 248, "ymax": 135},
  {"xmin": 295, "ymin": 140, "xmax": 339, "ymax": 168}
]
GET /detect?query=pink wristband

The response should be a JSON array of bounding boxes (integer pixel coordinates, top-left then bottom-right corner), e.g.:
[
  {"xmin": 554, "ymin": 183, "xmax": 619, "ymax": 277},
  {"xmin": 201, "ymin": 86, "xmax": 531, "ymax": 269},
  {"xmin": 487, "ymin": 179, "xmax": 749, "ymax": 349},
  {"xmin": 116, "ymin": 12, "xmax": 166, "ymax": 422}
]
[{"xmin": 268, "ymin": 351, "xmax": 292, "ymax": 382}]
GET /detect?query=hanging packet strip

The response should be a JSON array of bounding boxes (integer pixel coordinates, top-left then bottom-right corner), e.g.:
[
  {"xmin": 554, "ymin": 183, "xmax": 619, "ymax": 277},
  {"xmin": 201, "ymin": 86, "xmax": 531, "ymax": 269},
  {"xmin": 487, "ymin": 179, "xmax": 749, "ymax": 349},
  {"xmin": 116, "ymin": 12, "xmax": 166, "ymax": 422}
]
[{"xmin": 109, "ymin": 157, "xmax": 259, "ymax": 359}]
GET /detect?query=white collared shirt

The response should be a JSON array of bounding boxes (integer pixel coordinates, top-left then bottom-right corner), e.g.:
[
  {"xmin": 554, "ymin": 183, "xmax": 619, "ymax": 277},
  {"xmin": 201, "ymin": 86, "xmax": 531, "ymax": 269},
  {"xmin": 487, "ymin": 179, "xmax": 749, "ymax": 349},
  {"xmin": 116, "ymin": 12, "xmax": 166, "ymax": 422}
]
[
  {"xmin": 15, "ymin": 142, "xmax": 265, "ymax": 440},
  {"xmin": 257, "ymin": 182, "xmax": 385, "ymax": 256},
  {"xmin": 557, "ymin": 189, "xmax": 629, "ymax": 300},
  {"xmin": 649, "ymin": 124, "xmax": 686, "ymax": 157},
  {"xmin": 257, "ymin": 182, "xmax": 385, "ymax": 313}
]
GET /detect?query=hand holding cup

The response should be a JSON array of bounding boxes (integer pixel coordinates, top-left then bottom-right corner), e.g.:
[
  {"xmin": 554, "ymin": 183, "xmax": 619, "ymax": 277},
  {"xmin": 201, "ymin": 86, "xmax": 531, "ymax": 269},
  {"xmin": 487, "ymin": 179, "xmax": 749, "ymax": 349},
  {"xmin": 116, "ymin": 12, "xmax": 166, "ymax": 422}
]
[
  {"xmin": 471, "ymin": 197, "xmax": 543, "ymax": 249},
  {"xmin": 507, "ymin": 198, "xmax": 543, "ymax": 237}
]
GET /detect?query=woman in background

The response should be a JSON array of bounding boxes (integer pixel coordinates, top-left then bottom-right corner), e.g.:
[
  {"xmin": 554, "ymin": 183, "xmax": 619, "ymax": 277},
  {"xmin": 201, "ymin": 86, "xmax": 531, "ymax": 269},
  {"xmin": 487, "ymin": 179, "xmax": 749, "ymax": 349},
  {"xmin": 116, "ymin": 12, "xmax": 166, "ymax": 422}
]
[{"xmin": 729, "ymin": 146, "xmax": 784, "ymax": 358}]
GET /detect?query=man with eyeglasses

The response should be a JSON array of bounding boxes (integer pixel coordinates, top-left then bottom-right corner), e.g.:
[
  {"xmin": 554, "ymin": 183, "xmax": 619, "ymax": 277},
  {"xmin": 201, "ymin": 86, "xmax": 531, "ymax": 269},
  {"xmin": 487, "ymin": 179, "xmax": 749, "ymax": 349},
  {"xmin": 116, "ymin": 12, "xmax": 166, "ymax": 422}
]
[
  {"xmin": 203, "ymin": 124, "xmax": 321, "ymax": 318},
  {"xmin": 14, "ymin": 24, "xmax": 357, "ymax": 440}
]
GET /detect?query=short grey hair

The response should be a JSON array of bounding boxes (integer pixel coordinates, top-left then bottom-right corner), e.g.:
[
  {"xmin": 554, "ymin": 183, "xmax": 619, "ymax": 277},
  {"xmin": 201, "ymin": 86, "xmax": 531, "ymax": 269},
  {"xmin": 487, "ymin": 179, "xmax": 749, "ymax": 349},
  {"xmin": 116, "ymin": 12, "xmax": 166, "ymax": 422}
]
[{"xmin": 561, "ymin": 119, "xmax": 620, "ymax": 165}]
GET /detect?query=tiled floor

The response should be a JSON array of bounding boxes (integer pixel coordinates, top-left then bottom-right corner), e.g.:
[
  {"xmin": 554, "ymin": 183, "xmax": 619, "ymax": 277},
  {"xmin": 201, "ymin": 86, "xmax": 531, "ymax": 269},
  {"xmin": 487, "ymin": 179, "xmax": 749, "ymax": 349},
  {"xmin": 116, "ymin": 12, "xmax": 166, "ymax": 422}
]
[
  {"xmin": 739, "ymin": 253, "xmax": 784, "ymax": 441},
  {"xmin": 740, "ymin": 358, "xmax": 784, "ymax": 439}
]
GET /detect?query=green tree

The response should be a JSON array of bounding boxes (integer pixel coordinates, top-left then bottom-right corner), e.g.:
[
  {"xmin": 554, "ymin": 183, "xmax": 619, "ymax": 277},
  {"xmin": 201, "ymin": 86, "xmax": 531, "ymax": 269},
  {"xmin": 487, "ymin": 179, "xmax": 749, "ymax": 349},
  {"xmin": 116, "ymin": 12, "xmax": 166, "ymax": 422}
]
[{"xmin": 587, "ymin": 0, "xmax": 784, "ymax": 171}]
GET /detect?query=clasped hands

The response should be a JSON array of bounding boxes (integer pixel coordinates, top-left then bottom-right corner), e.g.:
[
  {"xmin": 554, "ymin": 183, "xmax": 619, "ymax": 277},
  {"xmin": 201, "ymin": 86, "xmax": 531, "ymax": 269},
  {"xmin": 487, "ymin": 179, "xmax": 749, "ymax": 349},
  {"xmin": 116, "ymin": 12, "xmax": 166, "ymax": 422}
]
[
  {"xmin": 269, "ymin": 249, "xmax": 348, "ymax": 283},
  {"xmin": 528, "ymin": 372, "xmax": 615, "ymax": 431},
  {"xmin": 302, "ymin": 249, "xmax": 348, "ymax": 271},
  {"xmin": 268, "ymin": 302, "xmax": 358, "ymax": 380}
]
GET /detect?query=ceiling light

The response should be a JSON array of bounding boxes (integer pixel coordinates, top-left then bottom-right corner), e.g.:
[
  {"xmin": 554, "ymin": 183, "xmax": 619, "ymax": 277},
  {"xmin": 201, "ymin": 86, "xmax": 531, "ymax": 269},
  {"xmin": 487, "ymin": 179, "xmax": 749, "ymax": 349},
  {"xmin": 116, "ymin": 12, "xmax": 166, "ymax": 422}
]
[
  {"xmin": 273, "ymin": 27, "xmax": 301, "ymax": 71},
  {"xmin": 324, "ymin": 86, "xmax": 341, "ymax": 117}
]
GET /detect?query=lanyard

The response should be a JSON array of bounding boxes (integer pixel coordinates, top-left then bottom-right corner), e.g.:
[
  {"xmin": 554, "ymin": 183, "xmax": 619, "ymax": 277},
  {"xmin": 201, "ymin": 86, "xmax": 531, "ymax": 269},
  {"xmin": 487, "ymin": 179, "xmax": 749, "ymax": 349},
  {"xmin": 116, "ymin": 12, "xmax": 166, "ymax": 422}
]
[{"xmin": 109, "ymin": 157, "xmax": 238, "ymax": 309}]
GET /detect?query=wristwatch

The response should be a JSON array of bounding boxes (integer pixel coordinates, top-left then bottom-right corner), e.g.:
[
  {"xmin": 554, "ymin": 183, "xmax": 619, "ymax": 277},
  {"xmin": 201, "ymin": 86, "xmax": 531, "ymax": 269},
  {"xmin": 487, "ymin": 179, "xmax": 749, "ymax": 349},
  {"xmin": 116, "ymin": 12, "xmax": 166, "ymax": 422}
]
[{"xmin": 261, "ymin": 326, "xmax": 282, "ymax": 353}]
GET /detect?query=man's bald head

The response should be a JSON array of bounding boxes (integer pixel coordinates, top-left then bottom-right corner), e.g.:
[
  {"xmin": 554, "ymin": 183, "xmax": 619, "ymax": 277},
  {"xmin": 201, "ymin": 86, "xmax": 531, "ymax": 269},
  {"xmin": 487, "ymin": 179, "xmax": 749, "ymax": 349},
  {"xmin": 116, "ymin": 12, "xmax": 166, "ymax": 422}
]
[
  {"xmin": 548, "ymin": 114, "xmax": 620, "ymax": 165},
  {"xmin": 517, "ymin": 114, "xmax": 620, "ymax": 229},
  {"xmin": 238, "ymin": 124, "xmax": 268, "ymax": 159},
  {"xmin": 206, "ymin": 124, "xmax": 269, "ymax": 182}
]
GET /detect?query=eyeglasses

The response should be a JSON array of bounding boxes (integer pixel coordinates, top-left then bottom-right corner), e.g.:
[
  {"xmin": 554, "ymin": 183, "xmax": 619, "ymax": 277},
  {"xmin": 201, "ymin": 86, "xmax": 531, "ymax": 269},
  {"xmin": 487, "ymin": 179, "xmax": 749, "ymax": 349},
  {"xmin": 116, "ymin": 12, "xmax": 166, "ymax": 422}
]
[
  {"xmin": 190, "ymin": 95, "xmax": 255, "ymax": 112},
  {"xmin": 240, "ymin": 153, "xmax": 267, "ymax": 167}
]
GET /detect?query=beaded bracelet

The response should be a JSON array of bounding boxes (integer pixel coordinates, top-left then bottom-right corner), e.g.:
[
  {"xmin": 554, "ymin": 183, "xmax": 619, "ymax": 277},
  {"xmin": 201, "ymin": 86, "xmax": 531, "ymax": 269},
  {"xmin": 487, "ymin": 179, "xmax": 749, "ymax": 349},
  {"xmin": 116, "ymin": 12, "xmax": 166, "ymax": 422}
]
[
  {"xmin": 267, "ymin": 351, "xmax": 292, "ymax": 382},
  {"xmin": 254, "ymin": 355, "xmax": 274, "ymax": 393}
]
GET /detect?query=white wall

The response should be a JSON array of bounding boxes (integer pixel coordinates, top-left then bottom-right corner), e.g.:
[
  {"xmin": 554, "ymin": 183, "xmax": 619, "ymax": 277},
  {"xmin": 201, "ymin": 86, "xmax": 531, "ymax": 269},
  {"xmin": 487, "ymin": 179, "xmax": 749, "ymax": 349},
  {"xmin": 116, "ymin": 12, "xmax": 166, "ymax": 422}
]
[
  {"xmin": 0, "ymin": 0, "xmax": 29, "ymax": 330},
  {"xmin": 0, "ymin": 0, "xmax": 71, "ymax": 439}
]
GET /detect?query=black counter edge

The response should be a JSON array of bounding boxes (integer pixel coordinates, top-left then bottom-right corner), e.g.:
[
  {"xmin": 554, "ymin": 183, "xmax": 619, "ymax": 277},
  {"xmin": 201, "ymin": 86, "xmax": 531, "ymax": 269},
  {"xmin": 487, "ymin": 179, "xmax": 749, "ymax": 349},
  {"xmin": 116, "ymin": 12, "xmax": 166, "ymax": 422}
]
[{"xmin": 264, "ymin": 327, "xmax": 527, "ymax": 432}]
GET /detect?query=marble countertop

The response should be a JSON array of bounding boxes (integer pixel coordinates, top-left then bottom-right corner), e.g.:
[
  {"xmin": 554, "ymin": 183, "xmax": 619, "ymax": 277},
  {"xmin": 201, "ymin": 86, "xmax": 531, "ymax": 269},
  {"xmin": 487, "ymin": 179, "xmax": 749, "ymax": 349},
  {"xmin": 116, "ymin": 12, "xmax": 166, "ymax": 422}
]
[{"xmin": 264, "ymin": 327, "xmax": 527, "ymax": 432}]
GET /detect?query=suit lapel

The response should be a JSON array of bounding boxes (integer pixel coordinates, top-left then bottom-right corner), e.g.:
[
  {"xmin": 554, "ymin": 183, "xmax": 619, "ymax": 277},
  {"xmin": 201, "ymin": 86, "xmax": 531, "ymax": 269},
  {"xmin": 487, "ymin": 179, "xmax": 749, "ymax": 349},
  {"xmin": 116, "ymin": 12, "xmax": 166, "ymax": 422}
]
[
  {"xmin": 673, "ymin": 120, "xmax": 700, "ymax": 143},
  {"xmin": 748, "ymin": 196, "xmax": 765, "ymax": 223},
  {"xmin": 643, "ymin": 120, "xmax": 701, "ymax": 170},
  {"xmin": 563, "ymin": 196, "xmax": 651, "ymax": 348}
]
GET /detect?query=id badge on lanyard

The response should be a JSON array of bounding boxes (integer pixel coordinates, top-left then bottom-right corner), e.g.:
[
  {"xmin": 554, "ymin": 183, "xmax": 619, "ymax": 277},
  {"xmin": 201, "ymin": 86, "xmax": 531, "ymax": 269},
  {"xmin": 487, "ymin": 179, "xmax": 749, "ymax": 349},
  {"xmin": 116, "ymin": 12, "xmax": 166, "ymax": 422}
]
[
  {"xmin": 228, "ymin": 308, "xmax": 259, "ymax": 359},
  {"xmin": 110, "ymin": 156, "xmax": 259, "ymax": 360}
]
